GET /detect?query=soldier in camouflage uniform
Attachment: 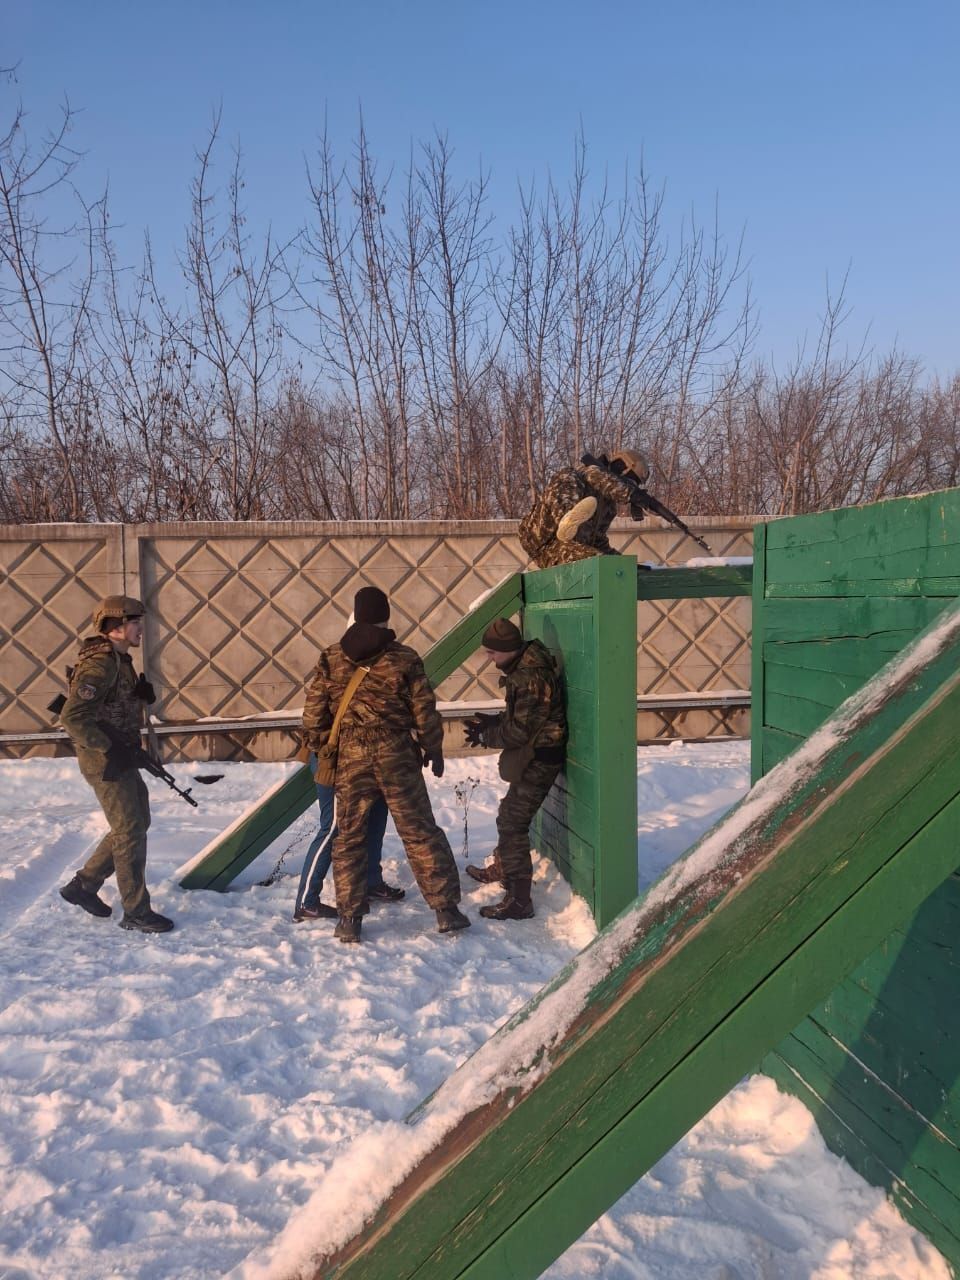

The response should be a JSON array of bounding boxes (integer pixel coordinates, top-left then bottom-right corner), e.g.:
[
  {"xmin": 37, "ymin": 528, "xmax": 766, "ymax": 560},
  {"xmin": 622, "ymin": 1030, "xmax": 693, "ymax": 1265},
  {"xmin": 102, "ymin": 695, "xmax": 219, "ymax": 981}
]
[
  {"xmin": 58, "ymin": 595, "xmax": 174, "ymax": 933},
  {"xmin": 517, "ymin": 448, "xmax": 651, "ymax": 568},
  {"xmin": 302, "ymin": 608, "xmax": 469, "ymax": 943},
  {"xmin": 463, "ymin": 618, "xmax": 567, "ymax": 921}
]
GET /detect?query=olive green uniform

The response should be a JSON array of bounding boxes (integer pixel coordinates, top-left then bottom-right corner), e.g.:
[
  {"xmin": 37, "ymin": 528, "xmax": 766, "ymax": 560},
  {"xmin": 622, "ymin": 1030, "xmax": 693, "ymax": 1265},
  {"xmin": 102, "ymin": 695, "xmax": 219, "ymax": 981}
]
[
  {"xmin": 518, "ymin": 462, "xmax": 635, "ymax": 568},
  {"xmin": 484, "ymin": 639, "xmax": 567, "ymax": 880},
  {"xmin": 59, "ymin": 636, "xmax": 152, "ymax": 917},
  {"xmin": 302, "ymin": 639, "xmax": 460, "ymax": 919}
]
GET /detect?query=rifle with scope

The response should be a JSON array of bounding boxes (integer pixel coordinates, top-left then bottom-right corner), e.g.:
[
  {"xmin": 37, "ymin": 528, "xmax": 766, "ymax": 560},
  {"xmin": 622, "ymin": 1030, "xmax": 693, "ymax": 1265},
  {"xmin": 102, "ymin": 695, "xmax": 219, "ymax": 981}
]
[{"xmin": 581, "ymin": 452, "xmax": 713, "ymax": 555}]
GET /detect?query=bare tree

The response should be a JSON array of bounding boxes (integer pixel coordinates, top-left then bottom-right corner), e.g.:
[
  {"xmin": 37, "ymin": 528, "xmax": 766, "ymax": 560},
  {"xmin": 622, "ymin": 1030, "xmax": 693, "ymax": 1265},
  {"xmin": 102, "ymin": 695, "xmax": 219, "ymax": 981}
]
[{"xmin": 0, "ymin": 98, "xmax": 103, "ymax": 518}]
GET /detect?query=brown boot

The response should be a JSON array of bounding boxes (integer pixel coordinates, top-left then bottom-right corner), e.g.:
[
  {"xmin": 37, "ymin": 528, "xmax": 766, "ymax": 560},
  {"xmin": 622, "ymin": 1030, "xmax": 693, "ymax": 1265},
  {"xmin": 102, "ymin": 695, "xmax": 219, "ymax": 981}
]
[
  {"xmin": 479, "ymin": 877, "xmax": 534, "ymax": 921},
  {"xmin": 465, "ymin": 860, "xmax": 502, "ymax": 885}
]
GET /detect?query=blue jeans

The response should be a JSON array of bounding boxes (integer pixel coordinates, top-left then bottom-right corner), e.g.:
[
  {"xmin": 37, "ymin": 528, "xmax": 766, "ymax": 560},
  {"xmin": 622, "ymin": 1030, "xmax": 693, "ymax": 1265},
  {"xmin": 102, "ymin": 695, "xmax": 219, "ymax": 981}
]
[{"xmin": 294, "ymin": 775, "xmax": 389, "ymax": 915}]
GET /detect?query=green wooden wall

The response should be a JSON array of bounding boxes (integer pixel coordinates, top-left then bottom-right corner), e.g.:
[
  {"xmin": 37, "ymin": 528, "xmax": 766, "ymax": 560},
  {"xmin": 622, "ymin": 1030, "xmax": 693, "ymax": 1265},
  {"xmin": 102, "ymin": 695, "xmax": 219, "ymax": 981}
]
[
  {"xmin": 752, "ymin": 488, "xmax": 960, "ymax": 1272},
  {"xmin": 524, "ymin": 555, "xmax": 639, "ymax": 928}
]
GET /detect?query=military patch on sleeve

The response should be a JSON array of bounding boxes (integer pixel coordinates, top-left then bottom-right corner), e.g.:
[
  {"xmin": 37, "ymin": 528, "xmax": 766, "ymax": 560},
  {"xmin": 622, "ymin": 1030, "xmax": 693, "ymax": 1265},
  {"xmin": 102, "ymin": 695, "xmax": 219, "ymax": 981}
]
[{"xmin": 77, "ymin": 684, "xmax": 99, "ymax": 701}]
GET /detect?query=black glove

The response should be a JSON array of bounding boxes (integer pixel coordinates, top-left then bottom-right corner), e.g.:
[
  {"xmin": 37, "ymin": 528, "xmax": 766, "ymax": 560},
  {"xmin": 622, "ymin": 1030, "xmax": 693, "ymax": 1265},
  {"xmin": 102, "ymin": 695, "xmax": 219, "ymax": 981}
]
[
  {"xmin": 102, "ymin": 740, "xmax": 140, "ymax": 781},
  {"xmin": 134, "ymin": 673, "xmax": 157, "ymax": 704},
  {"xmin": 464, "ymin": 713, "xmax": 500, "ymax": 748},
  {"xmin": 421, "ymin": 749, "xmax": 445, "ymax": 778}
]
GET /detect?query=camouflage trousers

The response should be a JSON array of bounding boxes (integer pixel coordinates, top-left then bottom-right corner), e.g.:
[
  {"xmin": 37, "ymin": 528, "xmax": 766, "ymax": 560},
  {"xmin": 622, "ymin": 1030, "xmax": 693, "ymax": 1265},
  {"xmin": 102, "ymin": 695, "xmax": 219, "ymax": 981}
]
[
  {"xmin": 531, "ymin": 539, "xmax": 602, "ymax": 569},
  {"xmin": 332, "ymin": 731, "xmax": 460, "ymax": 918},
  {"xmin": 494, "ymin": 758, "xmax": 562, "ymax": 881},
  {"xmin": 76, "ymin": 749, "xmax": 152, "ymax": 916}
]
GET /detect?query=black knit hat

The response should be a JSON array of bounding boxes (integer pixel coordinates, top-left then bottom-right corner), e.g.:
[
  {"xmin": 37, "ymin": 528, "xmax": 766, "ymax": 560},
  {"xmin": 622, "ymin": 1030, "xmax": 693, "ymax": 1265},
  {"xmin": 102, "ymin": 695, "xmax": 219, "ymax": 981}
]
[
  {"xmin": 354, "ymin": 586, "xmax": 390, "ymax": 624},
  {"xmin": 341, "ymin": 622, "xmax": 395, "ymax": 664},
  {"xmin": 481, "ymin": 617, "xmax": 523, "ymax": 652}
]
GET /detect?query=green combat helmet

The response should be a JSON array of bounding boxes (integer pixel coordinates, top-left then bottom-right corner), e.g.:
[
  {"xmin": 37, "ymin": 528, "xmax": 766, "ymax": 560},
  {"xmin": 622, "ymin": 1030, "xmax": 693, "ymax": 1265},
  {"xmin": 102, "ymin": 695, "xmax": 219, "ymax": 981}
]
[{"xmin": 92, "ymin": 595, "xmax": 146, "ymax": 633}]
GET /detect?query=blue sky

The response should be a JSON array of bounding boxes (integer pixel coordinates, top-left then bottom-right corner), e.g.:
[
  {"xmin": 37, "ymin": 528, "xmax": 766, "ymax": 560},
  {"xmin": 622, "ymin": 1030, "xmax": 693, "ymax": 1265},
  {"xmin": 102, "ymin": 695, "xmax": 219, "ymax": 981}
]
[{"xmin": 5, "ymin": 0, "xmax": 958, "ymax": 375}]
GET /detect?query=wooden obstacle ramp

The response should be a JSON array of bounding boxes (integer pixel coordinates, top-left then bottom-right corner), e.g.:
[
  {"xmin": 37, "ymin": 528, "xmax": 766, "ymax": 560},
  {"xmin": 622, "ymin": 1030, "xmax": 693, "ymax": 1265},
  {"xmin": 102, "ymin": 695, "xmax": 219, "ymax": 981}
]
[
  {"xmin": 280, "ymin": 596, "xmax": 960, "ymax": 1280},
  {"xmin": 178, "ymin": 574, "xmax": 523, "ymax": 890}
]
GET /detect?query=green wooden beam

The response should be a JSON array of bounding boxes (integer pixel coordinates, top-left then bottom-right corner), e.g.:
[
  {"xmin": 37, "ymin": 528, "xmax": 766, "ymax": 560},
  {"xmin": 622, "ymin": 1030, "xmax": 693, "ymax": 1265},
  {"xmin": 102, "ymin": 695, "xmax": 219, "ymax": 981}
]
[
  {"xmin": 637, "ymin": 563, "xmax": 752, "ymax": 599},
  {"xmin": 289, "ymin": 597, "xmax": 960, "ymax": 1280},
  {"xmin": 179, "ymin": 574, "xmax": 523, "ymax": 890}
]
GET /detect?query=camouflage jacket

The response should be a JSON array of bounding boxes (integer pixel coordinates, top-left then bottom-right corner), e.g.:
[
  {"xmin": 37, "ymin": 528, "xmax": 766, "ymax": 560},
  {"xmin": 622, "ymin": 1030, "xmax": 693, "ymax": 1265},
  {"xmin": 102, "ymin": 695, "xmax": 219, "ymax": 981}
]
[
  {"xmin": 518, "ymin": 462, "xmax": 634, "ymax": 560},
  {"xmin": 302, "ymin": 634, "xmax": 444, "ymax": 757},
  {"xmin": 59, "ymin": 636, "xmax": 142, "ymax": 751},
  {"xmin": 486, "ymin": 639, "xmax": 567, "ymax": 752}
]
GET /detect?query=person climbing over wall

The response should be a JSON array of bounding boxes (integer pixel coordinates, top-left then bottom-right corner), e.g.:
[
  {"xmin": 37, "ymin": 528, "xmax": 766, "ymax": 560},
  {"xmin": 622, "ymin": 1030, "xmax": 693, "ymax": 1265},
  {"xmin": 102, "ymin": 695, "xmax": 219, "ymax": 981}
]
[
  {"xmin": 56, "ymin": 595, "xmax": 175, "ymax": 933},
  {"xmin": 463, "ymin": 618, "xmax": 567, "ymax": 920},
  {"xmin": 516, "ymin": 447, "xmax": 651, "ymax": 569},
  {"xmin": 292, "ymin": 587, "xmax": 404, "ymax": 922},
  {"xmin": 301, "ymin": 591, "xmax": 470, "ymax": 943}
]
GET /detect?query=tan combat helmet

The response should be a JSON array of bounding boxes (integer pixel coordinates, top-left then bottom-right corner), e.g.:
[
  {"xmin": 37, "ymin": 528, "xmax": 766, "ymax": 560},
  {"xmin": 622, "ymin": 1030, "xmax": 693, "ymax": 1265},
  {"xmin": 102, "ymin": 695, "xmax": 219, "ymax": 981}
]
[
  {"xmin": 92, "ymin": 595, "xmax": 146, "ymax": 633},
  {"xmin": 607, "ymin": 448, "xmax": 651, "ymax": 485}
]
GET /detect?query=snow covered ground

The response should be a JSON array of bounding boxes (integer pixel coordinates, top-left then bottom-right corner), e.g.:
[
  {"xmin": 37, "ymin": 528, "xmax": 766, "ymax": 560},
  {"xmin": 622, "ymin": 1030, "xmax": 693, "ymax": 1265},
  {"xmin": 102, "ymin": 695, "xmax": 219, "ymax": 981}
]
[{"xmin": 0, "ymin": 744, "xmax": 948, "ymax": 1280}]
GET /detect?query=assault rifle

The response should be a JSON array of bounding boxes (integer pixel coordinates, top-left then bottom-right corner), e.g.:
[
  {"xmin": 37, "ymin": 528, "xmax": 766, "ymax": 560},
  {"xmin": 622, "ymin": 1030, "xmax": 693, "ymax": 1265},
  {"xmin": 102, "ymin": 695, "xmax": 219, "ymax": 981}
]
[
  {"xmin": 98, "ymin": 720, "xmax": 199, "ymax": 807},
  {"xmin": 581, "ymin": 453, "xmax": 713, "ymax": 555}
]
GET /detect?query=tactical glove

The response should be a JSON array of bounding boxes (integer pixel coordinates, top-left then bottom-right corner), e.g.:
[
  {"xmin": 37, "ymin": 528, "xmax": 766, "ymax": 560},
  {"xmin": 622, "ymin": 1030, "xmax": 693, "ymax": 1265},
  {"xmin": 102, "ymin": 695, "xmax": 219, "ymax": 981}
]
[
  {"xmin": 422, "ymin": 749, "xmax": 445, "ymax": 778},
  {"xmin": 134, "ymin": 674, "xmax": 157, "ymax": 704},
  {"xmin": 102, "ymin": 740, "xmax": 139, "ymax": 781},
  {"xmin": 464, "ymin": 712, "xmax": 500, "ymax": 748}
]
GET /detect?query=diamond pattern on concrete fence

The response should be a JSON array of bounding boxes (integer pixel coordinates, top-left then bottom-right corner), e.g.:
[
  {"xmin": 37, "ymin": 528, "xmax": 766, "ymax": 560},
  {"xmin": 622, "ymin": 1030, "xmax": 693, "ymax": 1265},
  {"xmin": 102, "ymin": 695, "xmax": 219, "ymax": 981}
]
[
  {"xmin": 1, "ymin": 519, "xmax": 754, "ymax": 752},
  {"xmin": 0, "ymin": 532, "xmax": 119, "ymax": 733}
]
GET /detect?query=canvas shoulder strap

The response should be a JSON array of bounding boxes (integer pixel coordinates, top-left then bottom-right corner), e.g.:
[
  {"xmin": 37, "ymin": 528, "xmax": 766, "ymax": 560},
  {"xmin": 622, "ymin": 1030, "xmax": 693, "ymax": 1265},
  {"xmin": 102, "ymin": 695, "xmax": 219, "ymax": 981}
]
[{"xmin": 327, "ymin": 664, "xmax": 370, "ymax": 749}]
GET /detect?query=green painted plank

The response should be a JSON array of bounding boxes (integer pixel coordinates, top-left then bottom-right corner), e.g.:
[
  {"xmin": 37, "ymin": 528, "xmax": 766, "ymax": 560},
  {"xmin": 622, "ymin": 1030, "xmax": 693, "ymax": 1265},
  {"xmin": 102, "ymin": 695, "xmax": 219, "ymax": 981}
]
[
  {"xmin": 424, "ymin": 574, "xmax": 524, "ymax": 681},
  {"xmin": 765, "ymin": 576, "xmax": 960, "ymax": 598},
  {"xmin": 803, "ymin": 992, "xmax": 960, "ymax": 1133},
  {"xmin": 763, "ymin": 1050, "xmax": 960, "ymax": 1268},
  {"xmin": 179, "ymin": 765, "xmax": 317, "ymax": 891},
  {"xmin": 750, "ymin": 521, "xmax": 767, "ymax": 783},
  {"xmin": 294, "ymin": 599, "xmax": 960, "ymax": 1280},
  {"xmin": 180, "ymin": 574, "xmax": 523, "ymax": 890},
  {"xmin": 761, "ymin": 595, "xmax": 949, "ymax": 643},
  {"xmin": 636, "ymin": 564, "xmax": 753, "ymax": 599},
  {"xmin": 762, "ymin": 636, "xmax": 909, "ymax": 677},
  {"xmin": 763, "ymin": 661, "xmax": 868, "ymax": 712},
  {"xmin": 457, "ymin": 802, "xmax": 960, "ymax": 1280},
  {"xmin": 764, "ymin": 690, "xmax": 835, "ymax": 740},
  {"xmin": 760, "ymin": 726, "xmax": 804, "ymax": 771},
  {"xmin": 768, "ymin": 1020, "xmax": 960, "ymax": 1230},
  {"xmin": 594, "ymin": 555, "xmax": 639, "ymax": 927},
  {"xmin": 764, "ymin": 488, "xmax": 960, "ymax": 559}
]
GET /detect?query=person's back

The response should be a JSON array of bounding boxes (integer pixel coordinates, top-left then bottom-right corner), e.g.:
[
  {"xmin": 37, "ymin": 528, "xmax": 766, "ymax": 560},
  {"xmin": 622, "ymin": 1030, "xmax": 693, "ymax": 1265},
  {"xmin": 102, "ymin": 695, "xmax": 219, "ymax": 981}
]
[
  {"xmin": 518, "ymin": 452, "xmax": 648, "ymax": 568},
  {"xmin": 302, "ymin": 615, "xmax": 469, "ymax": 942}
]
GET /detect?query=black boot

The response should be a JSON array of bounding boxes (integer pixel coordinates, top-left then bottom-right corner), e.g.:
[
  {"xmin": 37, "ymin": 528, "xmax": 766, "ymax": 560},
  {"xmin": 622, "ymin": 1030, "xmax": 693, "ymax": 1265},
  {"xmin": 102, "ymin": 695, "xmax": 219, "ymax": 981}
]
[
  {"xmin": 479, "ymin": 877, "xmax": 534, "ymax": 921},
  {"xmin": 465, "ymin": 861, "xmax": 502, "ymax": 885},
  {"xmin": 436, "ymin": 906, "xmax": 471, "ymax": 933},
  {"xmin": 335, "ymin": 915, "xmax": 363, "ymax": 943},
  {"xmin": 119, "ymin": 908, "xmax": 175, "ymax": 933},
  {"xmin": 59, "ymin": 874, "xmax": 112, "ymax": 918}
]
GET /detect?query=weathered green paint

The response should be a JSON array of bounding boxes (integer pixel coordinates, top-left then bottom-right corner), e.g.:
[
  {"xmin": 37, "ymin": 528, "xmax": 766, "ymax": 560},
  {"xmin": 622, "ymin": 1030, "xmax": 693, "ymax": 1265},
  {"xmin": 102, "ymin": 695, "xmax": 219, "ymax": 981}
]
[
  {"xmin": 636, "ymin": 563, "xmax": 753, "ymax": 599},
  {"xmin": 755, "ymin": 487, "xmax": 960, "ymax": 1273},
  {"xmin": 180, "ymin": 574, "xmax": 522, "ymax": 890},
  {"xmin": 293, "ymin": 598, "xmax": 960, "ymax": 1280},
  {"xmin": 525, "ymin": 556, "xmax": 638, "ymax": 928}
]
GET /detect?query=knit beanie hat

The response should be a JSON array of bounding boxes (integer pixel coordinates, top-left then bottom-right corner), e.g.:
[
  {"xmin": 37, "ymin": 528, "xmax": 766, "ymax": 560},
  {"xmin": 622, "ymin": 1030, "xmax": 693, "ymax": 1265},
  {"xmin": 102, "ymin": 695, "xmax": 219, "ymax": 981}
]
[
  {"xmin": 353, "ymin": 586, "xmax": 390, "ymax": 625},
  {"xmin": 341, "ymin": 622, "xmax": 395, "ymax": 664},
  {"xmin": 481, "ymin": 618, "xmax": 523, "ymax": 652}
]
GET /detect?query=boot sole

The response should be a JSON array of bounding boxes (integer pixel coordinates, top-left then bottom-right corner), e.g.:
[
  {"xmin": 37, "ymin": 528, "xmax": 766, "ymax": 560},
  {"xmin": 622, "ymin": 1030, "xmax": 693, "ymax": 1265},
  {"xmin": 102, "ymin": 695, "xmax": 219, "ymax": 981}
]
[{"xmin": 118, "ymin": 919, "xmax": 175, "ymax": 933}]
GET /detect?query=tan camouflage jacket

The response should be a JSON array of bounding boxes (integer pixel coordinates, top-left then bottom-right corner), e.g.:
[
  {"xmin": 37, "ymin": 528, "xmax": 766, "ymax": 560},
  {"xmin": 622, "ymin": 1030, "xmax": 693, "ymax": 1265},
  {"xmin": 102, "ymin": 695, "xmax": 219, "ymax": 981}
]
[
  {"xmin": 486, "ymin": 639, "xmax": 567, "ymax": 752},
  {"xmin": 59, "ymin": 636, "xmax": 142, "ymax": 751},
  {"xmin": 302, "ymin": 638, "xmax": 444, "ymax": 756},
  {"xmin": 518, "ymin": 462, "xmax": 634, "ymax": 559}
]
